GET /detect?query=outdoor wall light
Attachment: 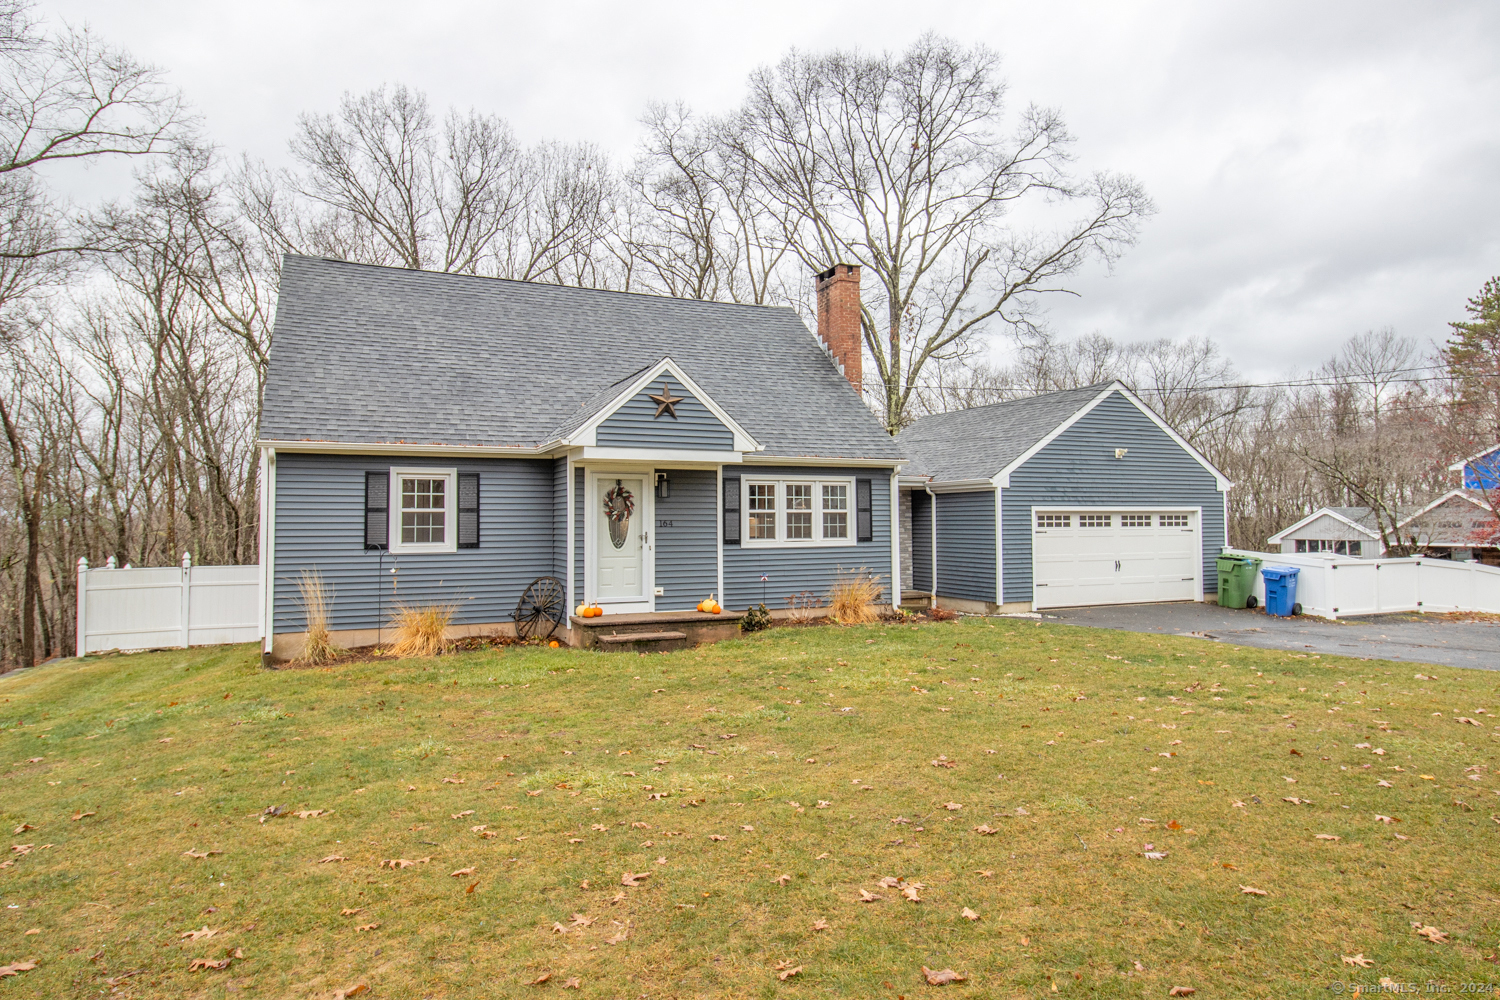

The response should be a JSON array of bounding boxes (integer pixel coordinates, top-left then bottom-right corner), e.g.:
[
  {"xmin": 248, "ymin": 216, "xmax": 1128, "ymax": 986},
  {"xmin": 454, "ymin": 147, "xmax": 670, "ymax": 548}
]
[
  {"xmin": 1115, "ymin": 448, "xmax": 1129, "ymax": 459},
  {"xmin": 655, "ymin": 473, "xmax": 670, "ymax": 500}
]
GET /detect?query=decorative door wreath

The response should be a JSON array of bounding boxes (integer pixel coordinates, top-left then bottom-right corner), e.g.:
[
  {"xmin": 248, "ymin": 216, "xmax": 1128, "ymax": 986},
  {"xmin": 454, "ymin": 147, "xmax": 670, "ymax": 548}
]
[{"xmin": 604, "ymin": 479, "xmax": 635, "ymax": 549}]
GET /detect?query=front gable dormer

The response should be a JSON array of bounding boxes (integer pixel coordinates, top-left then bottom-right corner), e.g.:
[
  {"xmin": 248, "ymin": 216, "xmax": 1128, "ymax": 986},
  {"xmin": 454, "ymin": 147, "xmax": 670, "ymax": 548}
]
[{"xmin": 562, "ymin": 357, "xmax": 761, "ymax": 460}]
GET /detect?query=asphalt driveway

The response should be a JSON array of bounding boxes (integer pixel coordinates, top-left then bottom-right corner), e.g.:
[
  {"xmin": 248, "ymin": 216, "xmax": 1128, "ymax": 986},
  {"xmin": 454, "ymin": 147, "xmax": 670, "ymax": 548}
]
[{"xmin": 1042, "ymin": 602, "xmax": 1500, "ymax": 670}]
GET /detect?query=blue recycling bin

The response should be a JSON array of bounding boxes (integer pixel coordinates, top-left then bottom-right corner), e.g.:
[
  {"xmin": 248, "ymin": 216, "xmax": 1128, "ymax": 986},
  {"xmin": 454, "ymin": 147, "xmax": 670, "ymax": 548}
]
[{"xmin": 1261, "ymin": 565, "xmax": 1301, "ymax": 617}]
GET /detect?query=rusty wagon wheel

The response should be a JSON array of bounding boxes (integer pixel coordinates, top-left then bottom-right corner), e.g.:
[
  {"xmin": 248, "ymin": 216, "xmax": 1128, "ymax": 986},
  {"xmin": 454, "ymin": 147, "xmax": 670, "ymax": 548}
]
[{"xmin": 514, "ymin": 575, "xmax": 567, "ymax": 641}]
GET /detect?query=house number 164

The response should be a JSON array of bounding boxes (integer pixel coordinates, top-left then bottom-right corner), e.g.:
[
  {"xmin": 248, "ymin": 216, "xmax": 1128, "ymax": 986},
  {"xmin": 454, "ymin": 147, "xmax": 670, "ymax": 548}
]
[{"xmin": 656, "ymin": 519, "xmax": 673, "ymax": 528}]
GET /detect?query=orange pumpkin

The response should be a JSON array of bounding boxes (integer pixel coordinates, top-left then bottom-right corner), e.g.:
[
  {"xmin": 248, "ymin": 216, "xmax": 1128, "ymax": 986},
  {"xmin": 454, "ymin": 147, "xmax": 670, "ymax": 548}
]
[{"xmin": 549, "ymin": 639, "xmax": 560, "ymax": 648}]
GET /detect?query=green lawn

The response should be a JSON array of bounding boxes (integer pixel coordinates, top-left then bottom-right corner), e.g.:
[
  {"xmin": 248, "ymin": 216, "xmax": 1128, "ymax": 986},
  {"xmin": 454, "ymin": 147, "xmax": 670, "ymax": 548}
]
[{"xmin": 2, "ymin": 618, "xmax": 1498, "ymax": 998}]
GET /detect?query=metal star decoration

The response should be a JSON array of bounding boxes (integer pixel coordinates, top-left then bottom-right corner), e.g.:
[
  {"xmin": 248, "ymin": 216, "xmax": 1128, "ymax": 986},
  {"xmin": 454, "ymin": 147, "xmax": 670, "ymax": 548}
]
[{"xmin": 648, "ymin": 381, "xmax": 684, "ymax": 419}]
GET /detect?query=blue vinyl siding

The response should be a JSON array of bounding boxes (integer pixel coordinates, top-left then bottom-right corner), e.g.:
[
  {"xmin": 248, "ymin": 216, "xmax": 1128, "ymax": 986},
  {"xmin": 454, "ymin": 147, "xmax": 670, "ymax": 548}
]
[
  {"xmin": 723, "ymin": 465, "xmax": 894, "ymax": 611},
  {"xmin": 574, "ymin": 466, "xmax": 585, "ymax": 600},
  {"xmin": 910, "ymin": 490, "xmax": 932, "ymax": 592},
  {"xmin": 272, "ymin": 453, "xmax": 553, "ymax": 633},
  {"xmin": 553, "ymin": 457, "xmax": 568, "ymax": 581},
  {"xmin": 1001, "ymin": 393, "xmax": 1226, "ymax": 603},
  {"xmin": 653, "ymin": 468, "xmax": 718, "ymax": 610},
  {"xmin": 935, "ymin": 490, "xmax": 996, "ymax": 603},
  {"xmin": 596, "ymin": 382, "xmax": 733, "ymax": 450}
]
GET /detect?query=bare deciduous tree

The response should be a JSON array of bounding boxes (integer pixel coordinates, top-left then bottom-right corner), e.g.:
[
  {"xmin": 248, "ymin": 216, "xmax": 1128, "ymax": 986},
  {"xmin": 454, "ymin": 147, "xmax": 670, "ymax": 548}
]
[{"xmin": 723, "ymin": 34, "xmax": 1153, "ymax": 431}]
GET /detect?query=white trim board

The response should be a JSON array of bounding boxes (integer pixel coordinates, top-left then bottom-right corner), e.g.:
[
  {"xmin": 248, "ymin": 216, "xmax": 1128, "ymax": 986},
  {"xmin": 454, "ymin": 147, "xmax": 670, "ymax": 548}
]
[{"xmin": 564, "ymin": 357, "xmax": 762, "ymax": 453}]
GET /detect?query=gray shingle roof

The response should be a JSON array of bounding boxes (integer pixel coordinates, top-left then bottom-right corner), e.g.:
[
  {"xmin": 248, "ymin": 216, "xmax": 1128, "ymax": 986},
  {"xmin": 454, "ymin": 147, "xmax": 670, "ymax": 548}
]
[
  {"xmin": 896, "ymin": 384, "xmax": 1111, "ymax": 482},
  {"xmin": 260, "ymin": 256, "xmax": 901, "ymax": 461}
]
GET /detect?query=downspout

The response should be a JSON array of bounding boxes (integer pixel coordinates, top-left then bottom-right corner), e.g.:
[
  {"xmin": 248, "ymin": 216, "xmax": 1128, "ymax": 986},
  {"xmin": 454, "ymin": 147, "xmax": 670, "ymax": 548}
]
[{"xmin": 926, "ymin": 484, "xmax": 938, "ymax": 609}]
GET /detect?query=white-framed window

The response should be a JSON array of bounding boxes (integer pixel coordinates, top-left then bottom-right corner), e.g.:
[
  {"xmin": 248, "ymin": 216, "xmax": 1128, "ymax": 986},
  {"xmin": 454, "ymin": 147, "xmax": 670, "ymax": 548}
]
[
  {"xmin": 1036, "ymin": 514, "xmax": 1070, "ymax": 528},
  {"xmin": 390, "ymin": 467, "xmax": 458, "ymax": 553},
  {"xmin": 1160, "ymin": 513, "xmax": 1190, "ymax": 528},
  {"xmin": 1080, "ymin": 514, "xmax": 1112, "ymax": 528},
  {"xmin": 741, "ymin": 477, "xmax": 856, "ymax": 547},
  {"xmin": 1121, "ymin": 514, "xmax": 1151, "ymax": 527}
]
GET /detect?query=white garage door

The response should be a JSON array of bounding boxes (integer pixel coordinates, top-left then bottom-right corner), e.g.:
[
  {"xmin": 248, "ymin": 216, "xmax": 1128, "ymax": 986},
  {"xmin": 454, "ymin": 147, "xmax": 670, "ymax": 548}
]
[{"xmin": 1032, "ymin": 510, "xmax": 1199, "ymax": 609}]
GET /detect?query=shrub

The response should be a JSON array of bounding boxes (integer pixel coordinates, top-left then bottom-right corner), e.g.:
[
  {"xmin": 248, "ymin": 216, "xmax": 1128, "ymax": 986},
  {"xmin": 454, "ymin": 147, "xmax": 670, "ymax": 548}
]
[
  {"xmin": 740, "ymin": 603, "xmax": 773, "ymax": 632},
  {"xmin": 295, "ymin": 570, "xmax": 339, "ymax": 664},
  {"xmin": 785, "ymin": 590, "xmax": 822, "ymax": 623},
  {"xmin": 828, "ymin": 567, "xmax": 883, "ymax": 625},
  {"xmin": 388, "ymin": 603, "xmax": 457, "ymax": 658}
]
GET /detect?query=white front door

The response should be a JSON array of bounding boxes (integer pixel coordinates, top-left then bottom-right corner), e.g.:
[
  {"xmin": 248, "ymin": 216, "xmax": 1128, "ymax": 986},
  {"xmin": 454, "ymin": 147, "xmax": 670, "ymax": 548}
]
[
  {"xmin": 589, "ymin": 473, "xmax": 653, "ymax": 612},
  {"xmin": 1032, "ymin": 509, "xmax": 1199, "ymax": 609}
]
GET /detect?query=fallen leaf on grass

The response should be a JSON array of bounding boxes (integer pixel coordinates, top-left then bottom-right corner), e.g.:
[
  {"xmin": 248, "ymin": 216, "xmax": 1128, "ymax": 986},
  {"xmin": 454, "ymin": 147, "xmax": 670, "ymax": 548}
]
[
  {"xmin": 442, "ymin": 777, "xmax": 465, "ymax": 784},
  {"xmin": 922, "ymin": 966, "xmax": 966, "ymax": 985},
  {"xmin": 1283, "ymin": 797, "xmax": 1309, "ymax": 805},
  {"xmin": 902, "ymin": 885, "xmax": 923, "ymax": 902},
  {"xmin": 605, "ymin": 928, "xmax": 628, "ymax": 945},
  {"xmin": 563, "ymin": 977, "xmax": 581, "ymax": 989},
  {"xmin": 620, "ymin": 872, "xmax": 650, "ymax": 886},
  {"xmin": 1375, "ymin": 815, "xmax": 1400, "ymax": 824},
  {"xmin": 551, "ymin": 922, "xmax": 569, "ymax": 935},
  {"xmin": 22, "ymin": 929, "xmax": 38, "ymax": 936},
  {"xmin": 467, "ymin": 881, "xmax": 478, "ymax": 893},
  {"xmin": 182, "ymin": 849, "xmax": 222, "ymax": 859},
  {"xmin": 943, "ymin": 802, "xmax": 962, "ymax": 811},
  {"xmin": 340, "ymin": 908, "xmax": 360, "ymax": 916},
  {"xmin": 1343, "ymin": 953, "xmax": 1374, "ymax": 968},
  {"xmin": 973, "ymin": 824, "xmax": 997, "ymax": 835},
  {"xmin": 529, "ymin": 971, "xmax": 552, "ymax": 985},
  {"xmin": 1143, "ymin": 851, "xmax": 1168, "ymax": 860},
  {"xmin": 333, "ymin": 986, "xmax": 368, "ymax": 1000},
  {"xmin": 812, "ymin": 918, "xmax": 830, "ymax": 931},
  {"xmin": 591, "ymin": 823, "xmax": 608, "ymax": 831},
  {"xmin": 740, "ymin": 825, "xmax": 754, "ymax": 832},
  {"xmin": 777, "ymin": 965, "xmax": 802, "ymax": 981},
  {"xmin": 452, "ymin": 810, "xmax": 475, "ymax": 819},
  {"xmin": 975, "ymin": 869, "xmax": 994, "ymax": 878},
  {"xmin": 294, "ymin": 809, "xmax": 327, "ymax": 819},
  {"xmin": 0, "ymin": 961, "xmax": 37, "ymax": 977},
  {"xmin": 878, "ymin": 876, "xmax": 903, "ymax": 888},
  {"xmin": 71, "ymin": 811, "xmax": 95, "ymax": 821},
  {"xmin": 354, "ymin": 923, "xmax": 379, "ymax": 932},
  {"xmin": 567, "ymin": 838, "xmax": 582, "ymax": 844},
  {"xmin": 930, "ymin": 757, "xmax": 957, "ymax": 768},
  {"xmin": 180, "ymin": 927, "xmax": 218, "ymax": 941},
  {"xmin": 319, "ymin": 855, "xmax": 347, "ymax": 863},
  {"xmin": 1457, "ymin": 717, "xmax": 1482, "ymax": 726},
  {"xmin": 1413, "ymin": 923, "xmax": 1449, "ymax": 944},
  {"xmin": 961, "ymin": 907, "xmax": 980, "ymax": 921},
  {"xmin": 1169, "ymin": 988, "xmax": 1195, "ymax": 997},
  {"xmin": 858, "ymin": 889, "xmax": 882, "ymax": 902},
  {"xmin": 12, "ymin": 824, "xmax": 33, "ymax": 834},
  {"xmin": 380, "ymin": 857, "xmax": 431, "ymax": 869},
  {"xmin": 776, "ymin": 874, "xmax": 792, "ymax": 886},
  {"xmin": 570, "ymin": 913, "xmax": 594, "ymax": 927},
  {"xmin": 24, "ymin": 758, "xmax": 42, "ymax": 763},
  {"xmin": 188, "ymin": 958, "xmax": 231, "ymax": 971},
  {"xmin": 1239, "ymin": 885, "xmax": 1268, "ymax": 896},
  {"xmin": 1315, "ymin": 834, "xmax": 1341, "ymax": 841}
]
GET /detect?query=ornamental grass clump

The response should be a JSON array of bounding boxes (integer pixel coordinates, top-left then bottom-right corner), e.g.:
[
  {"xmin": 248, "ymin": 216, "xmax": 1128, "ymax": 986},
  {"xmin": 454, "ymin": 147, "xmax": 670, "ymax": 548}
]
[
  {"xmin": 828, "ymin": 567, "xmax": 883, "ymax": 625},
  {"xmin": 295, "ymin": 570, "xmax": 339, "ymax": 664},
  {"xmin": 388, "ymin": 603, "xmax": 457, "ymax": 658}
]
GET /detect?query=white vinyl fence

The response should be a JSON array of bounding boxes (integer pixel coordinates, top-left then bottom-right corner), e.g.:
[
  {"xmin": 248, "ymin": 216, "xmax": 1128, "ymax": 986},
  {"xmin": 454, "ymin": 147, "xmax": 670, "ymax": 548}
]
[
  {"xmin": 1225, "ymin": 548, "xmax": 1500, "ymax": 620},
  {"xmin": 75, "ymin": 554, "xmax": 261, "ymax": 654}
]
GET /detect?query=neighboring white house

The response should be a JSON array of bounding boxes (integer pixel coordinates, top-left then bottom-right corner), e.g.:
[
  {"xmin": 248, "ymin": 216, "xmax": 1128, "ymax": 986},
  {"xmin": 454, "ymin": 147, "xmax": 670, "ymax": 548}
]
[
  {"xmin": 1268, "ymin": 507, "xmax": 1386, "ymax": 558},
  {"xmin": 1268, "ymin": 490, "xmax": 1499, "ymax": 564}
]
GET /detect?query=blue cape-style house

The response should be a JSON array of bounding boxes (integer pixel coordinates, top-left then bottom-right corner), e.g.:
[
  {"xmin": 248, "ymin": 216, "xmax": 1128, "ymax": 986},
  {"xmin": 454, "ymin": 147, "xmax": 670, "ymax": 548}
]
[{"xmin": 257, "ymin": 257, "xmax": 900, "ymax": 659}]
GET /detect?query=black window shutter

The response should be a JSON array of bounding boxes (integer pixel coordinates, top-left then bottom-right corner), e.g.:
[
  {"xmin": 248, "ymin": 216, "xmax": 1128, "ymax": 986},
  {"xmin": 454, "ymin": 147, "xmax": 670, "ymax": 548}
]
[
  {"xmin": 364, "ymin": 471, "xmax": 389, "ymax": 550},
  {"xmin": 722, "ymin": 475, "xmax": 741, "ymax": 544},
  {"xmin": 856, "ymin": 478, "xmax": 873, "ymax": 542},
  {"xmin": 457, "ymin": 473, "xmax": 480, "ymax": 548}
]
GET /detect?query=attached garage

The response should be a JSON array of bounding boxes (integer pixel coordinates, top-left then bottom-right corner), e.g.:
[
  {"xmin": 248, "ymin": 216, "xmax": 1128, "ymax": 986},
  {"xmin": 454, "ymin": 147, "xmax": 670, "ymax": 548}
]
[{"xmin": 897, "ymin": 382, "xmax": 1229, "ymax": 612}]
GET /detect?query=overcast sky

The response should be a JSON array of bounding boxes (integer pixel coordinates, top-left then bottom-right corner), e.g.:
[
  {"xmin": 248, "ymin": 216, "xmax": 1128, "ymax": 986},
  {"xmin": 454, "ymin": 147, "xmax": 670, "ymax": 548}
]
[{"xmin": 40, "ymin": 0, "xmax": 1500, "ymax": 380}]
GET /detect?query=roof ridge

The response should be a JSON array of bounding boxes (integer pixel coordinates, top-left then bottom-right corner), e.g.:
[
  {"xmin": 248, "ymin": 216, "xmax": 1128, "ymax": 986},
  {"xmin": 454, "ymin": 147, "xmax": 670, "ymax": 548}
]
[{"xmin": 284, "ymin": 253, "xmax": 790, "ymax": 312}]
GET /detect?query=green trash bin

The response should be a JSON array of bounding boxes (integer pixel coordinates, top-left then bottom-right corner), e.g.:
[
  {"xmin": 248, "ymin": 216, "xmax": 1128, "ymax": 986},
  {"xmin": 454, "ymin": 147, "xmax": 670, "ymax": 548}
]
[{"xmin": 1216, "ymin": 554, "xmax": 1263, "ymax": 609}]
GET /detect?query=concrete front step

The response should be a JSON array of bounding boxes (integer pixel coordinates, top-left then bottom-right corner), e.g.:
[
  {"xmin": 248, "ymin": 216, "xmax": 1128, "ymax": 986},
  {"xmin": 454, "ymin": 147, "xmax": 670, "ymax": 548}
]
[{"xmin": 569, "ymin": 609, "xmax": 745, "ymax": 651}]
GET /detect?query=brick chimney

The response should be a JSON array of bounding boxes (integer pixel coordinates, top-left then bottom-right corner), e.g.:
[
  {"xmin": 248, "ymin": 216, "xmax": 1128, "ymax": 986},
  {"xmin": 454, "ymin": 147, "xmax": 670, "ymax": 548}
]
[{"xmin": 815, "ymin": 263, "xmax": 862, "ymax": 391}]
